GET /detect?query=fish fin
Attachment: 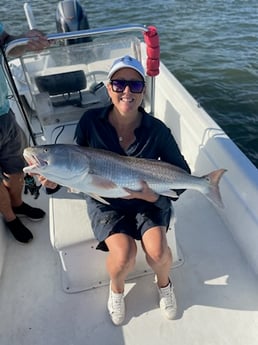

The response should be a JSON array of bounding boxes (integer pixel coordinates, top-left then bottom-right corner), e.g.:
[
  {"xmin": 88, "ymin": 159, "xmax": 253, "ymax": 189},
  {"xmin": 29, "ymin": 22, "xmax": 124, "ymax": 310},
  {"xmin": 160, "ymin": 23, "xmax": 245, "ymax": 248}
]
[
  {"xmin": 67, "ymin": 183, "xmax": 111, "ymax": 204},
  {"xmin": 90, "ymin": 174, "xmax": 117, "ymax": 190},
  {"xmin": 202, "ymin": 169, "xmax": 227, "ymax": 208},
  {"xmin": 67, "ymin": 187, "xmax": 81, "ymax": 194},
  {"xmin": 23, "ymin": 166, "xmax": 32, "ymax": 173},
  {"xmin": 87, "ymin": 193, "xmax": 110, "ymax": 205},
  {"xmin": 160, "ymin": 190, "xmax": 179, "ymax": 199}
]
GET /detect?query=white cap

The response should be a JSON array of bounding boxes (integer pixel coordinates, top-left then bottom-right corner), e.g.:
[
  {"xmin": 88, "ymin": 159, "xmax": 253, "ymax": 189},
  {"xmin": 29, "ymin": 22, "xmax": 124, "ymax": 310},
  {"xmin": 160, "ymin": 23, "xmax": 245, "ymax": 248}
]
[{"xmin": 108, "ymin": 55, "xmax": 145, "ymax": 80}]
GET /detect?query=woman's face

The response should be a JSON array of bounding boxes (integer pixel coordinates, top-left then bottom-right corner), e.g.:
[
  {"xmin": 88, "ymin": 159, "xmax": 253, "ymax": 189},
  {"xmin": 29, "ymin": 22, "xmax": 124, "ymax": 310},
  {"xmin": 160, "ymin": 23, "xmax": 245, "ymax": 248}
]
[{"xmin": 107, "ymin": 68, "xmax": 145, "ymax": 115}]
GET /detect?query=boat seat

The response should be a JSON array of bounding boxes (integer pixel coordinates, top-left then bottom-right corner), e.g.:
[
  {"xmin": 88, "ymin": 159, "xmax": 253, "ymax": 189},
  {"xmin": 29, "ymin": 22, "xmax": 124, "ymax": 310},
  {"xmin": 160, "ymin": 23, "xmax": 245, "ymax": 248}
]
[
  {"xmin": 35, "ymin": 70, "xmax": 87, "ymax": 108},
  {"xmin": 35, "ymin": 70, "xmax": 87, "ymax": 96},
  {"xmin": 49, "ymin": 188, "xmax": 181, "ymax": 293}
]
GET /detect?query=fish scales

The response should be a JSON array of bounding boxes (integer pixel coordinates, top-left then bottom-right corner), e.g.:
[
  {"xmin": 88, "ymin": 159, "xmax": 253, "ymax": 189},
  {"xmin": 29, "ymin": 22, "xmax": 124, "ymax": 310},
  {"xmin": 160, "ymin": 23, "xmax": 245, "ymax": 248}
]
[
  {"xmin": 84, "ymin": 147, "xmax": 191, "ymax": 192},
  {"xmin": 23, "ymin": 144, "xmax": 227, "ymax": 208},
  {"xmin": 66, "ymin": 144, "xmax": 185, "ymax": 185}
]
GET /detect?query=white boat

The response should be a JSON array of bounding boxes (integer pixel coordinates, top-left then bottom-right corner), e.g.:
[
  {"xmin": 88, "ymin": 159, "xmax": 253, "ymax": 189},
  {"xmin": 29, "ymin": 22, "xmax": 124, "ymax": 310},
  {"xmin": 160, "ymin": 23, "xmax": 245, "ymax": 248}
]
[{"xmin": 0, "ymin": 2, "xmax": 258, "ymax": 344}]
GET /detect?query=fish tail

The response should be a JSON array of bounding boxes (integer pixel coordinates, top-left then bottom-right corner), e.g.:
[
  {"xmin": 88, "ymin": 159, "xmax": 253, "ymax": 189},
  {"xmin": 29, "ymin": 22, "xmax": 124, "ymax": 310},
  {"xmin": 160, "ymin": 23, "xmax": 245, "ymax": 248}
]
[{"xmin": 202, "ymin": 169, "xmax": 227, "ymax": 208}]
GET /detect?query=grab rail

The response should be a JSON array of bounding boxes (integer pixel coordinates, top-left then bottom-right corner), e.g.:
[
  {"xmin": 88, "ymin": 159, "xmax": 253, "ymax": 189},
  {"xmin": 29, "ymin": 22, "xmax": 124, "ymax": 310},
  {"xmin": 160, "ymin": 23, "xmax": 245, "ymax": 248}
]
[{"xmin": 5, "ymin": 24, "xmax": 148, "ymax": 57}]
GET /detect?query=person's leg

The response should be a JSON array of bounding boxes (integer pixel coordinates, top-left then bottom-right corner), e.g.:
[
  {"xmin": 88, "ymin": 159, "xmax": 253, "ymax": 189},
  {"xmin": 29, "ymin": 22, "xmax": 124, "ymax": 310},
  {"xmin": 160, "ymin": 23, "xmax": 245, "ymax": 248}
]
[
  {"xmin": 0, "ymin": 179, "xmax": 17, "ymax": 221},
  {"xmin": 0, "ymin": 112, "xmax": 43, "ymax": 243},
  {"xmin": 0, "ymin": 171, "xmax": 45, "ymax": 243},
  {"xmin": 105, "ymin": 233, "xmax": 137, "ymax": 325},
  {"xmin": 2, "ymin": 172, "xmax": 24, "ymax": 209},
  {"xmin": 105, "ymin": 233, "xmax": 137, "ymax": 292},
  {"xmin": 0, "ymin": 177, "xmax": 33, "ymax": 243},
  {"xmin": 141, "ymin": 226, "xmax": 172, "ymax": 288},
  {"xmin": 142, "ymin": 226, "xmax": 177, "ymax": 320},
  {"xmin": 3, "ymin": 172, "xmax": 45, "ymax": 221}
]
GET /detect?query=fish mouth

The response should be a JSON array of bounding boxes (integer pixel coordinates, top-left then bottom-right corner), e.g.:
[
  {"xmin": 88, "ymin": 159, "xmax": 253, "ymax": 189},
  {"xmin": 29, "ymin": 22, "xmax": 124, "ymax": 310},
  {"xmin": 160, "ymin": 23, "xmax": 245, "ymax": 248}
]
[{"xmin": 24, "ymin": 153, "xmax": 48, "ymax": 169}]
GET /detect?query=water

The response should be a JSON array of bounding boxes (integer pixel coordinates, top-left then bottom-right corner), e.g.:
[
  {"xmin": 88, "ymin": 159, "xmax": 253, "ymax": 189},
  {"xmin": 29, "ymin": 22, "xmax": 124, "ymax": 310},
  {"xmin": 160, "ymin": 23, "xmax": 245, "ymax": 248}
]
[{"xmin": 1, "ymin": 0, "xmax": 257, "ymax": 167}]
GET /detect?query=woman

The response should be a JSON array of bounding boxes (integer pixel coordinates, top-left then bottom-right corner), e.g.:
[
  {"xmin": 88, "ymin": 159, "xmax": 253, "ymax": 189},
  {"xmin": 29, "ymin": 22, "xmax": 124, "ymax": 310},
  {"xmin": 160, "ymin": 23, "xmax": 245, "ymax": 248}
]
[{"xmin": 43, "ymin": 55, "xmax": 190, "ymax": 325}]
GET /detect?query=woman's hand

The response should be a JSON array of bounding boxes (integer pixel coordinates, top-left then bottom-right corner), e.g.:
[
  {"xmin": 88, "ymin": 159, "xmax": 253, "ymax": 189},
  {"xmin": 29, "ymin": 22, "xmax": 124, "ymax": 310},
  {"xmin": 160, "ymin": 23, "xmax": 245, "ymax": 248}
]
[
  {"xmin": 30, "ymin": 174, "xmax": 58, "ymax": 189},
  {"xmin": 122, "ymin": 181, "xmax": 159, "ymax": 203}
]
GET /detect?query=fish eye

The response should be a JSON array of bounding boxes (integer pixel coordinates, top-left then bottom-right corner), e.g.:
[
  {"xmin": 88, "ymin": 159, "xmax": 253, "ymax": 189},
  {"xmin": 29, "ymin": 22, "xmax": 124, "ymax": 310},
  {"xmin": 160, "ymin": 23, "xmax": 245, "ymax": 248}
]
[{"xmin": 43, "ymin": 148, "xmax": 48, "ymax": 153}]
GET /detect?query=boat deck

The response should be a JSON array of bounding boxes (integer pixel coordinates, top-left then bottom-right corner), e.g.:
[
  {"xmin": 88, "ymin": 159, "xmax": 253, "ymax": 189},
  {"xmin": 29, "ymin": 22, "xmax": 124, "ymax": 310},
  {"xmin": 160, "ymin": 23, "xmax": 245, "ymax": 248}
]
[{"xmin": 0, "ymin": 190, "xmax": 257, "ymax": 345}]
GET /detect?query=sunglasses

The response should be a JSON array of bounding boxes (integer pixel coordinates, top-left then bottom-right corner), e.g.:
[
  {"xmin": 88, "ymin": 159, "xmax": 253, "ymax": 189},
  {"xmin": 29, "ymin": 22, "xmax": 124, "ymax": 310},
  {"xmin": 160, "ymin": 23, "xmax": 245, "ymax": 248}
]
[{"xmin": 110, "ymin": 80, "xmax": 145, "ymax": 93}]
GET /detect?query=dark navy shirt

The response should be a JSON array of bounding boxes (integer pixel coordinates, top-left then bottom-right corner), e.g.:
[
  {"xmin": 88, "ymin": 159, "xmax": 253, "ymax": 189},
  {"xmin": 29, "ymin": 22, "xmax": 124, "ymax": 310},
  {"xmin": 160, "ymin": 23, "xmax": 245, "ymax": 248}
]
[
  {"xmin": 76, "ymin": 105, "xmax": 190, "ymax": 168},
  {"xmin": 75, "ymin": 105, "xmax": 190, "ymax": 211}
]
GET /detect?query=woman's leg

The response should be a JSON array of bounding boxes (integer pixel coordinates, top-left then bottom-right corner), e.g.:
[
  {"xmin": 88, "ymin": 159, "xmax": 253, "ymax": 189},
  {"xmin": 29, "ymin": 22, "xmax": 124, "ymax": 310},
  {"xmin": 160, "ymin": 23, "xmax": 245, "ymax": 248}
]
[
  {"xmin": 141, "ymin": 226, "xmax": 172, "ymax": 288},
  {"xmin": 141, "ymin": 226, "xmax": 177, "ymax": 320},
  {"xmin": 105, "ymin": 233, "xmax": 137, "ymax": 293},
  {"xmin": 105, "ymin": 233, "xmax": 137, "ymax": 325}
]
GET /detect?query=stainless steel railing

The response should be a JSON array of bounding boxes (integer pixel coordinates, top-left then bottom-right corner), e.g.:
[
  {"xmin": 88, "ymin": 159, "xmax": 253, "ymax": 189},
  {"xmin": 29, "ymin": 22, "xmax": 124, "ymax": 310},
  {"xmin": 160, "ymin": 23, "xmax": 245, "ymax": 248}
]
[{"xmin": 5, "ymin": 24, "xmax": 148, "ymax": 57}]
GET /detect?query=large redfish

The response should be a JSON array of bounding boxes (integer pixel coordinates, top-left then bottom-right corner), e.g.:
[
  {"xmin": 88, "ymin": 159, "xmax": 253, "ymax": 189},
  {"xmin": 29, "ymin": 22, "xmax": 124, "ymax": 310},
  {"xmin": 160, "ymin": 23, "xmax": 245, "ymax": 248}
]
[{"xmin": 23, "ymin": 144, "xmax": 226, "ymax": 208}]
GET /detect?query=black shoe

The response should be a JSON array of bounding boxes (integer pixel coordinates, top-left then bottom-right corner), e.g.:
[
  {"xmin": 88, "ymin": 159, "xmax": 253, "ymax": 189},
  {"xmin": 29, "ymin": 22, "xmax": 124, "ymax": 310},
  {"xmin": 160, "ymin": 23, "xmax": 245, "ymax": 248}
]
[
  {"xmin": 13, "ymin": 202, "xmax": 45, "ymax": 221},
  {"xmin": 5, "ymin": 217, "xmax": 33, "ymax": 243}
]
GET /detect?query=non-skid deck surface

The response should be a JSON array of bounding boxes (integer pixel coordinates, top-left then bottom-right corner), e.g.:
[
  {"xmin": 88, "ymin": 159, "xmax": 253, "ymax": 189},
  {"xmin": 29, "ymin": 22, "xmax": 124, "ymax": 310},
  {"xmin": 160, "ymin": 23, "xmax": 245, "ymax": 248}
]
[{"xmin": 0, "ymin": 191, "xmax": 257, "ymax": 345}]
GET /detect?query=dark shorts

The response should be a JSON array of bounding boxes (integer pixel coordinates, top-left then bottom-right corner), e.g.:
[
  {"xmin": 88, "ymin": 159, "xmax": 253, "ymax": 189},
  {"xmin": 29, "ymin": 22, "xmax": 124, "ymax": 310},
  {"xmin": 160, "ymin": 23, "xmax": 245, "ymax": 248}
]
[
  {"xmin": 86, "ymin": 197, "xmax": 173, "ymax": 251},
  {"xmin": 0, "ymin": 110, "xmax": 27, "ymax": 180}
]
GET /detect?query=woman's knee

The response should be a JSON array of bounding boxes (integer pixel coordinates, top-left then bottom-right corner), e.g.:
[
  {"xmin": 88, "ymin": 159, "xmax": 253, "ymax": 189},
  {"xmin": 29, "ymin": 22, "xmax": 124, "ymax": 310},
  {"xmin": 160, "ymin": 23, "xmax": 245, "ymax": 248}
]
[
  {"xmin": 142, "ymin": 227, "xmax": 171, "ymax": 264},
  {"xmin": 106, "ymin": 233, "xmax": 137, "ymax": 267},
  {"xmin": 146, "ymin": 245, "xmax": 171, "ymax": 265}
]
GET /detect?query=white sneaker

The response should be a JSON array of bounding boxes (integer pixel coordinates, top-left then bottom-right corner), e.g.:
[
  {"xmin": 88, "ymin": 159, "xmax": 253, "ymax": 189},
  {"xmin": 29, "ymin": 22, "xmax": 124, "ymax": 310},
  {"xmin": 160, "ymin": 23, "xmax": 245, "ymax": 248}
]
[
  {"xmin": 107, "ymin": 284, "xmax": 125, "ymax": 326},
  {"xmin": 158, "ymin": 281, "xmax": 177, "ymax": 320}
]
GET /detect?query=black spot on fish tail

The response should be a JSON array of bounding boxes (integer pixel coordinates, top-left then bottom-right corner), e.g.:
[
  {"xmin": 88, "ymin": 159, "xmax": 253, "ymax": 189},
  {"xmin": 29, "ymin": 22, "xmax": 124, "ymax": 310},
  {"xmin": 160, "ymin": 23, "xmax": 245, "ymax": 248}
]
[{"xmin": 202, "ymin": 169, "xmax": 227, "ymax": 208}]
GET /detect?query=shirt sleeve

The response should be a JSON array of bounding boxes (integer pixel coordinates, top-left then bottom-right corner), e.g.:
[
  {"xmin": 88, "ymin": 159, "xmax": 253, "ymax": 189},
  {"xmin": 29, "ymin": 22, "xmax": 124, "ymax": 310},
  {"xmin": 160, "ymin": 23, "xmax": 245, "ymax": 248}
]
[
  {"xmin": 74, "ymin": 111, "xmax": 90, "ymax": 146},
  {"xmin": 154, "ymin": 195, "xmax": 174, "ymax": 209},
  {"xmin": 45, "ymin": 185, "xmax": 62, "ymax": 195},
  {"xmin": 159, "ymin": 125, "xmax": 191, "ymax": 174},
  {"xmin": 156, "ymin": 123, "xmax": 191, "ymax": 199}
]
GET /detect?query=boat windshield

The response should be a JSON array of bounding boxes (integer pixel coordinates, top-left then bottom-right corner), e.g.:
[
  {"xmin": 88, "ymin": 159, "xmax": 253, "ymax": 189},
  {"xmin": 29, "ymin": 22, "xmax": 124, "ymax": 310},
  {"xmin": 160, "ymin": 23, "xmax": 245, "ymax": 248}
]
[{"xmin": 9, "ymin": 35, "xmax": 143, "ymax": 143}]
